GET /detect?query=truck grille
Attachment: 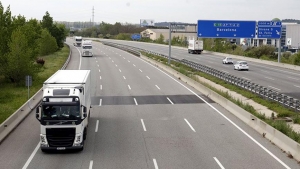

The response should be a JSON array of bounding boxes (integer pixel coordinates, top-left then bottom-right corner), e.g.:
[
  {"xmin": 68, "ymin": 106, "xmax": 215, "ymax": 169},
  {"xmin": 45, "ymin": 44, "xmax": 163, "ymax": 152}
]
[{"xmin": 46, "ymin": 128, "xmax": 75, "ymax": 147}]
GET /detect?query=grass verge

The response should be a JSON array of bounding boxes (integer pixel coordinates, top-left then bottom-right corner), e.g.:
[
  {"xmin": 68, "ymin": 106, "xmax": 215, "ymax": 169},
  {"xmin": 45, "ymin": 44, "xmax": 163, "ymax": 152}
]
[{"xmin": 0, "ymin": 45, "xmax": 70, "ymax": 124}]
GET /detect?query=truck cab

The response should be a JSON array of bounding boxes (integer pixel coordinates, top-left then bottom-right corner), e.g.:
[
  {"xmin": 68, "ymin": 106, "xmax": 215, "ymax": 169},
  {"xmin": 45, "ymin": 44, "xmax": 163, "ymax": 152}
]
[{"xmin": 82, "ymin": 40, "xmax": 93, "ymax": 57}]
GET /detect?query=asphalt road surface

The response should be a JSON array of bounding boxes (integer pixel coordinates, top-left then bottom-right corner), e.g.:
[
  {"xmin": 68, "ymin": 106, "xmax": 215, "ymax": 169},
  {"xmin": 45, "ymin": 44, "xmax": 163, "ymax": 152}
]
[{"xmin": 0, "ymin": 39, "xmax": 298, "ymax": 169}]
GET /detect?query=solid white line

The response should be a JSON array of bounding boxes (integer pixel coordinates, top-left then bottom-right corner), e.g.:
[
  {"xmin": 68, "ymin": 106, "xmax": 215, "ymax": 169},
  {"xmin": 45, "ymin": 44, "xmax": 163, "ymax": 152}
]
[
  {"xmin": 213, "ymin": 157, "xmax": 225, "ymax": 169},
  {"xmin": 268, "ymin": 86, "xmax": 281, "ymax": 91},
  {"xmin": 294, "ymin": 85, "xmax": 300, "ymax": 88},
  {"xmin": 95, "ymin": 120, "xmax": 99, "ymax": 132},
  {"xmin": 167, "ymin": 97, "xmax": 174, "ymax": 104},
  {"xmin": 242, "ymin": 77, "xmax": 251, "ymax": 81},
  {"xmin": 139, "ymin": 69, "xmax": 143, "ymax": 72},
  {"xmin": 100, "ymin": 76, "xmax": 102, "ymax": 80},
  {"xmin": 155, "ymin": 85, "xmax": 160, "ymax": 90},
  {"xmin": 184, "ymin": 118, "xmax": 196, "ymax": 132},
  {"xmin": 100, "ymin": 85, "xmax": 102, "ymax": 90},
  {"xmin": 89, "ymin": 160, "xmax": 93, "ymax": 169},
  {"xmin": 147, "ymin": 76, "xmax": 150, "ymax": 80},
  {"xmin": 123, "ymin": 76, "xmax": 126, "ymax": 80},
  {"xmin": 288, "ymin": 76, "xmax": 299, "ymax": 80},
  {"xmin": 128, "ymin": 85, "xmax": 131, "ymax": 90},
  {"xmin": 141, "ymin": 119, "xmax": 146, "ymax": 131},
  {"xmin": 119, "ymin": 69, "xmax": 122, "ymax": 72},
  {"xmin": 139, "ymin": 57, "xmax": 291, "ymax": 169},
  {"xmin": 134, "ymin": 98, "xmax": 138, "ymax": 105},
  {"xmin": 153, "ymin": 159, "xmax": 159, "ymax": 169},
  {"xmin": 221, "ymin": 70, "xmax": 229, "ymax": 74},
  {"xmin": 75, "ymin": 47, "xmax": 82, "ymax": 70},
  {"xmin": 22, "ymin": 142, "xmax": 40, "ymax": 169},
  {"xmin": 99, "ymin": 99, "xmax": 102, "ymax": 106},
  {"xmin": 265, "ymin": 77, "xmax": 274, "ymax": 80},
  {"xmin": 133, "ymin": 64, "xmax": 136, "ymax": 67}
]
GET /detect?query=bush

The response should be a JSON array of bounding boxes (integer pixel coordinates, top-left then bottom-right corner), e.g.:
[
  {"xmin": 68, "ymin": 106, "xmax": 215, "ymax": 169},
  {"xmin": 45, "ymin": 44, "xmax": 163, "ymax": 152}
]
[{"xmin": 36, "ymin": 57, "xmax": 45, "ymax": 66}]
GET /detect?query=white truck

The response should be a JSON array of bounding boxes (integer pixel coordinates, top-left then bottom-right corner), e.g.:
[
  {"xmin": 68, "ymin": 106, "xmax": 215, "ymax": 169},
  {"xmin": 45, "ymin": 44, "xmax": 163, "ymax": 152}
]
[
  {"xmin": 188, "ymin": 39, "xmax": 203, "ymax": 54},
  {"xmin": 74, "ymin": 36, "xmax": 82, "ymax": 47},
  {"xmin": 82, "ymin": 40, "xmax": 93, "ymax": 57},
  {"xmin": 36, "ymin": 70, "xmax": 91, "ymax": 152}
]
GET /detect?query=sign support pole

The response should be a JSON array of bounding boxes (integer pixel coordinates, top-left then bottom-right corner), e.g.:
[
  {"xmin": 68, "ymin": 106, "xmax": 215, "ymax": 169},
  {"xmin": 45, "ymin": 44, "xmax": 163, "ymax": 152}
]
[
  {"xmin": 168, "ymin": 22, "xmax": 171, "ymax": 65},
  {"xmin": 278, "ymin": 39, "xmax": 281, "ymax": 63}
]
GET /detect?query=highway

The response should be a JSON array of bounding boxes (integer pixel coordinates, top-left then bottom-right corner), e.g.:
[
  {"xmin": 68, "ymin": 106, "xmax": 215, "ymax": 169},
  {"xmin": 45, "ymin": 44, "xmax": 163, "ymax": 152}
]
[
  {"xmin": 0, "ymin": 38, "xmax": 299, "ymax": 169},
  {"xmin": 100, "ymin": 39, "xmax": 300, "ymax": 100}
]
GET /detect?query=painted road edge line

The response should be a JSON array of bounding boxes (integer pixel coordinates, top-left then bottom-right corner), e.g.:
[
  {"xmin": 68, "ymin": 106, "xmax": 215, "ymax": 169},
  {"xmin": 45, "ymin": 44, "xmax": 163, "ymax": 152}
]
[{"xmin": 22, "ymin": 142, "xmax": 40, "ymax": 169}]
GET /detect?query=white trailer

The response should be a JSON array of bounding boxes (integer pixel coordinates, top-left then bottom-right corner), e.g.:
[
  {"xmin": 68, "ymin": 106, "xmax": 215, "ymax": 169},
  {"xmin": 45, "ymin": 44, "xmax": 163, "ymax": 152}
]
[
  {"xmin": 74, "ymin": 36, "xmax": 82, "ymax": 47},
  {"xmin": 188, "ymin": 39, "xmax": 203, "ymax": 54},
  {"xmin": 82, "ymin": 40, "xmax": 93, "ymax": 57},
  {"xmin": 36, "ymin": 70, "xmax": 91, "ymax": 152}
]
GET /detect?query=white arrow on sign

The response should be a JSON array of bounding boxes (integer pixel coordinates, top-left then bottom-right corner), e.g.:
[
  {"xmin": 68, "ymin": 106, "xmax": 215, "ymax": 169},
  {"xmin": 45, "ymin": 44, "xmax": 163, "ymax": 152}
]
[
  {"xmin": 199, "ymin": 33, "xmax": 202, "ymax": 36},
  {"xmin": 251, "ymin": 34, "xmax": 254, "ymax": 37},
  {"xmin": 216, "ymin": 34, "xmax": 219, "ymax": 36},
  {"xmin": 234, "ymin": 34, "xmax": 236, "ymax": 37},
  {"xmin": 287, "ymin": 38, "xmax": 292, "ymax": 45}
]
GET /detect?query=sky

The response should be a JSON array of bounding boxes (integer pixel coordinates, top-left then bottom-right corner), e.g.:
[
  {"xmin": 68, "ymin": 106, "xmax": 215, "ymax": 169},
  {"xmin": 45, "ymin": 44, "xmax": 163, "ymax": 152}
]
[{"xmin": 1, "ymin": 0, "xmax": 300, "ymax": 24}]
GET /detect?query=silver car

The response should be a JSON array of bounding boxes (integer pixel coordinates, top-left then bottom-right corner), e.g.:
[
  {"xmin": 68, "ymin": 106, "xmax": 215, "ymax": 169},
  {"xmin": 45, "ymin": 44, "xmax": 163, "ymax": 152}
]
[
  {"xmin": 222, "ymin": 57, "xmax": 233, "ymax": 64},
  {"xmin": 234, "ymin": 61, "xmax": 249, "ymax": 71}
]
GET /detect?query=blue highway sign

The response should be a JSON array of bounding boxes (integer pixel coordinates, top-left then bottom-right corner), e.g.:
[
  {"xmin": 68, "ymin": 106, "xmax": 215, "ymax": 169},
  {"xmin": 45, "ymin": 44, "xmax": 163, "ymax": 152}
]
[
  {"xmin": 131, "ymin": 34, "xmax": 141, "ymax": 40},
  {"xmin": 197, "ymin": 20, "xmax": 256, "ymax": 38},
  {"xmin": 257, "ymin": 21, "xmax": 282, "ymax": 39}
]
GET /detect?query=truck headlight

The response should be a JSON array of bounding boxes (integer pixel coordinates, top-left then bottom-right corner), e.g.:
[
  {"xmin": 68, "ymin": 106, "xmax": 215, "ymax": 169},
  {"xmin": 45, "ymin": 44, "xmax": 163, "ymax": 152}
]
[
  {"xmin": 40, "ymin": 134, "xmax": 48, "ymax": 147},
  {"xmin": 74, "ymin": 134, "xmax": 82, "ymax": 144}
]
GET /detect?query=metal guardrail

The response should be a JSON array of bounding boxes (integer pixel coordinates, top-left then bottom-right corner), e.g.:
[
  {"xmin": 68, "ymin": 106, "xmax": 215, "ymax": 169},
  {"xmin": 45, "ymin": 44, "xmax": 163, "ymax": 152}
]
[{"xmin": 102, "ymin": 41, "xmax": 300, "ymax": 112}]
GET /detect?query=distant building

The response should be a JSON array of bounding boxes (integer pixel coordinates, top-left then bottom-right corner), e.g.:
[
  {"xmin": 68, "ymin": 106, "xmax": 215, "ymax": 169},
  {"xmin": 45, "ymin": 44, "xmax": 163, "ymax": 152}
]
[{"xmin": 140, "ymin": 28, "xmax": 197, "ymax": 41}]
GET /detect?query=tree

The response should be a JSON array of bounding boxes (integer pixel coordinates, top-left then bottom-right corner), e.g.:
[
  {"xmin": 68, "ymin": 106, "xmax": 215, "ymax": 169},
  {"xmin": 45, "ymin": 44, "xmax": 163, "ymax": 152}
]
[
  {"xmin": 156, "ymin": 34, "xmax": 164, "ymax": 44},
  {"xmin": 41, "ymin": 11, "xmax": 53, "ymax": 31},
  {"xmin": 3, "ymin": 28, "xmax": 40, "ymax": 84},
  {"xmin": 39, "ymin": 29, "xmax": 58, "ymax": 56}
]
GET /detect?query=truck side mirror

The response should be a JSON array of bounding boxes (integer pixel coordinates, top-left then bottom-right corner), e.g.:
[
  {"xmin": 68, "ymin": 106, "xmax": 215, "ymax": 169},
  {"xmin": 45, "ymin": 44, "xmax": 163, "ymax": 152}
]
[
  {"xmin": 83, "ymin": 106, "xmax": 87, "ymax": 113},
  {"xmin": 83, "ymin": 113, "xmax": 87, "ymax": 118},
  {"xmin": 36, "ymin": 106, "xmax": 41, "ymax": 121},
  {"xmin": 36, "ymin": 113, "xmax": 40, "ymax": 118},
  {"xmin": 36, "ymin": 107, "xmax": 39, "ymax": 114}
]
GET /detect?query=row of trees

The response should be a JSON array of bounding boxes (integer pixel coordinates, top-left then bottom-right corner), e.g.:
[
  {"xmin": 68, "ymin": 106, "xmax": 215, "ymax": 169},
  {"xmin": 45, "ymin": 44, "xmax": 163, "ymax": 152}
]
[
  {"xmin": 0, "ymin": 2, "xmax": 67, "ymax": 84},
  {"xmin": 73, "ymin": 22, "xmax": 145, "ymax": 38}
]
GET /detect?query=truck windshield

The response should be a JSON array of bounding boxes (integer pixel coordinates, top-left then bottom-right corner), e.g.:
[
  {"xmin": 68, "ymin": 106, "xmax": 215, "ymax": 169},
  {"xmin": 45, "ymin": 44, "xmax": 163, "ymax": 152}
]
[
  {"xmin": 76, "ymin": 39, "xmax": 82, "ymax": 41},
  {"xmin": 41, "ymin": 105, "xmax": 81, "ymax": 120}
]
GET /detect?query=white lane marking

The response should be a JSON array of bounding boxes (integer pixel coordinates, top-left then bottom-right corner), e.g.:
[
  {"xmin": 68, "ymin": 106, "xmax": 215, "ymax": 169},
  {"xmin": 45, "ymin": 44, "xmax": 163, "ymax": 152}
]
[
  {"xmin": 94, "ymin": 57, "xmax": 96, "ymax": 60},
  {"xmin": 100, "ymin": 76, "xmax": 102, "ymax": 80},
  {"xmin": 153, "ymin": 159, "xmax": 159, "ymax": 169},
  {"xmin": 112, "ymin": 60, "xmax": 114, "ymax": 63},
  {"xmin": 109, "ymin": 57, "xmax": 111, "ymax": 59},
  {"xmin": 139, "ymin": 69, "xmax": 143, "ymax": 72},
  {"xmin": 75, "ymin": 47, "xmax": 82, "ymax": 70},
  {"xmin": 128, "ymin": 85, "xmax": 131, "ymax": 90},
  {"xmin": 155, "ymin": 85, "xmax": 160, "ymax": 90},
  {"xmin": 184, "ymin": 118, "xmax": 196, "ymax": 132},
  {"xmin": 119, "ymin": 69, "xmax": 122, "ymax": 72},
  {"xmin": 294, "ymin": 85, "xmax": 300, "ymax": 88},
  {"xmin": 128, "ymin": 60, "xmax": 131, "ymax": 62},
  {"xmin": 221, "ymin": 70, "xmax": 229, "ymax": 74},
  {"xmin": 89, "ymin": 160, "xmax": 93, "ymax": 169},
  {"xmin": 167, "ymin": 97, "xmax": 174, "ymax": 104},
  {"xmin": 134, "ymin": 98, "xmax": 138, "ymax": 105},
  {"xmin": 99, "ymin": 99, "xmax": 102, "ymax": 106},
  {"xmin": 147, "ymin": 76, "xmax": 150, "ymax": 80},
  {"xmin": 123, "ymin": 57, "xmax": 125, "ymax": 59},
  {"xmin": 95, "ymin": 120, "xmax": 99, "ymax": 132},
  {"xmin": 265, "ymin": 77, "xmax": 274, "ymax": 80},
  {"xmin": 288, "ymin": 76, "xmax": 299, "ymax": 80},
  {"xmin": 141, "ymin": 119, "xmax": 146, "ymax": 131},
  {"xmin": 96, "ymin": 60, "xmax": 98, "ymax": 63},
  {"xmin": 115, "ymin": 64, "xmax": 118, "ymax": 67},
  {"xmin": 123, "ymin": 76, "xmax": 126, "ymax": 80},
  {"xmin": 100, "ymin": 85, "xmax": 102, "ymax": 90},
  {"xmin": 133, "ymin": 64, "xmax": 136, "ymax": 67},
  {"xmin": 139, "ymin": 57, "xmax": 291, "ymax": 169},
  {"xmin": 268, "ymin": 86, "xmax": 281, "ymax": 91},
  {"xmin": 213, "ymin": 157, "xmax": 225, "ymax": 169},
  {"xmin": 242, "ymin": 77, "xmax": 251, "ymax": 81},
  {"xmin": 97, "ymin": 64, "xmax": 99, "ymax": 67},
  {"xmin": 22, "ymin": 142, "xmax": 40, "ymax": 169},
  {"xmin": 119, "ymin": 55, "xmax": 121, "ymax": 56},
  {"xmin": 99, "ymin": 69, "xmax": 101, "ymax": 72}
]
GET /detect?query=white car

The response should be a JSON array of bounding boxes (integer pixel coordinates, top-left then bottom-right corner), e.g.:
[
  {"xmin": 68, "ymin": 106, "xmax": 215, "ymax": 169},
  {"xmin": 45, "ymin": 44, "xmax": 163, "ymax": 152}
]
[
  {"xmin": 234, "ymin": 61, "xmax": 249, "ymax": 71},
  {"xmin": 222, "ymin": 57, "xmax": 233, "ymax": 64}
]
